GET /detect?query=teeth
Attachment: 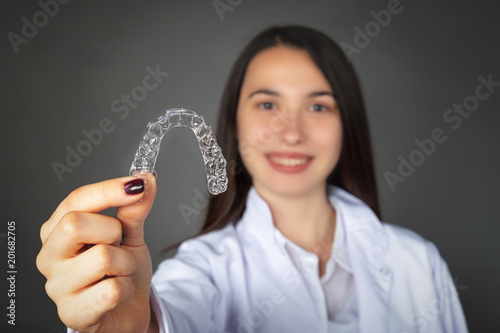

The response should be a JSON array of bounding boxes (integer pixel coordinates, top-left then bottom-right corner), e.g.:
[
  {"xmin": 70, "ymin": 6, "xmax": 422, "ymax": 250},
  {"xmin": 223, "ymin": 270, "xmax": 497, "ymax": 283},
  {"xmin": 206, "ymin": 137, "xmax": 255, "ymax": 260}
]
[{"xmin": 270, "ymin": 156, "xmax": 308, "ymax": 166}]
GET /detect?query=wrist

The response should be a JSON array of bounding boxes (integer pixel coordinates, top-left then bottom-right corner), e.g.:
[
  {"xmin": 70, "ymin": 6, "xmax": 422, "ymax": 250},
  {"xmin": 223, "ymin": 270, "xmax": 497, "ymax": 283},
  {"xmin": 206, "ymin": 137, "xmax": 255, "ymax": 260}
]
[{"xmin": 146, "ymin": 303, "xmax": 159, "ymax": 333}]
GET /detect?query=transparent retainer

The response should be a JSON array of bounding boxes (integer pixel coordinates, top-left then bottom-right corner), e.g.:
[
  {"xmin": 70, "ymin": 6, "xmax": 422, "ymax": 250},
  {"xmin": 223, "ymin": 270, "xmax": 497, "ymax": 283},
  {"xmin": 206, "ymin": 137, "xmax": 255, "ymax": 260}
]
[{"xmin": 129, "ymin": 108, "xmax": 228, "ymax": 195}]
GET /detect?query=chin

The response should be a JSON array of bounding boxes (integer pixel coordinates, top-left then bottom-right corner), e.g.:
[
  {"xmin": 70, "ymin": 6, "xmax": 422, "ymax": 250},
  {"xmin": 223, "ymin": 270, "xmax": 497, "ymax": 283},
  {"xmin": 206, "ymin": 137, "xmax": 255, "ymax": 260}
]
[{"xmin": 257, "ymin": 178, "xmax": 325, "ymax": 199}]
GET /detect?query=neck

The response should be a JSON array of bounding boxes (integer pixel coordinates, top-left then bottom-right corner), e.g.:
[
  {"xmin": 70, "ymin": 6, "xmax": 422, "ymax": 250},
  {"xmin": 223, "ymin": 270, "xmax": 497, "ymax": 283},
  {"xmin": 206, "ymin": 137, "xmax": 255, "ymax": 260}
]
[{"xmin": 255, "ymin": 185, "xmax": 336, "ymax": 256}]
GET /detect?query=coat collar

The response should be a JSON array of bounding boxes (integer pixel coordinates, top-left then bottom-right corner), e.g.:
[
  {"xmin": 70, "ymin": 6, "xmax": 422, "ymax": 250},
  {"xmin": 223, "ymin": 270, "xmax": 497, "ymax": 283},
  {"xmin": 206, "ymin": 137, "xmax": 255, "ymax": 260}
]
[
  {"xmin": 239, "ymin": 186, "xmax": 390, "ymax": 258},
  {"xmin": 238, "ymin": 185, "xmax": 392, "ymax": 332},
  {"xmin": 327, "ymin": 186, "xmax": 389, "ymax": 255},
  {"xmin": 329, "ymin": 187, "xmax": 392, "ymax": 332}
]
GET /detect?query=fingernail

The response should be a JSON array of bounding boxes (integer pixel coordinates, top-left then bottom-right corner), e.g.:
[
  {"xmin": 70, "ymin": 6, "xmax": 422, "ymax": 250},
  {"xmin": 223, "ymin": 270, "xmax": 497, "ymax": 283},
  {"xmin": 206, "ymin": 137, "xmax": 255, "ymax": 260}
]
[{"xmin": 124, "ymin": 178, "xmax": 145, "ymax": 195}]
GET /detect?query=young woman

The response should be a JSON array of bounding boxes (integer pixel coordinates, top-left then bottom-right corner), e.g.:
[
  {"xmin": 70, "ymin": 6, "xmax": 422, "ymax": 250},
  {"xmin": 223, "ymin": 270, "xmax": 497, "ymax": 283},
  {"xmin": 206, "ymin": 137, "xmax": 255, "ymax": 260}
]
[{"xmin": 37, "ymin": 26, "xmax": 468, "ymax": 333}]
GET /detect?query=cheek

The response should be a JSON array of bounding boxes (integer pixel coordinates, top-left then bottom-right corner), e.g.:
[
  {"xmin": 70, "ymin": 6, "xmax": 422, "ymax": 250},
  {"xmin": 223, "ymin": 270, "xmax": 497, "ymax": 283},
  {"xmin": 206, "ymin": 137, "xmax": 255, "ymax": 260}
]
[
  {"xmin": 313, "ymin": 119, "xmax": 343, "ymax": 162},
  {"xmin": 236, "ymin": 113, "xmax": 265, "ymax": 166},
  {"xmin": 237, "ymin": 113, "xmax": 275, "ymax": 151}
]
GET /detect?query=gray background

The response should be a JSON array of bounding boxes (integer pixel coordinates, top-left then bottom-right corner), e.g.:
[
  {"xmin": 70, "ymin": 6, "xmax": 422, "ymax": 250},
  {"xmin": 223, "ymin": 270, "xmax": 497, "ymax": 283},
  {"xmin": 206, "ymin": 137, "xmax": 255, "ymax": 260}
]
[{"xmin": 1, "ymin": 0, "xmax": 499, "ymax": 331}]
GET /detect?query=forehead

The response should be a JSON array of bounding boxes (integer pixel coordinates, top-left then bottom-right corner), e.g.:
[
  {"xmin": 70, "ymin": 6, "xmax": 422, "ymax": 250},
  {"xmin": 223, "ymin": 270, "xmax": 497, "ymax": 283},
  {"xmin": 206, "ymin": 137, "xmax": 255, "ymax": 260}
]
[{"xmin": 242, "ymin": 46, "xmax": 332, "ymax": 91}]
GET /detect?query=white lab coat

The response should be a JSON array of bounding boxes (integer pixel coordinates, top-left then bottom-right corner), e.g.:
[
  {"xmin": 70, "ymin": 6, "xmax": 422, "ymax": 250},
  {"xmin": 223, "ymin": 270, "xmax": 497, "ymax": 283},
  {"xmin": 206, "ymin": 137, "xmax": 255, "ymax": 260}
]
[
  {"xmin": 68, "ymin": 186, "xmax": 468, "ymax": 332},
  {"xmin": 149, "ymin": 186, "xmax": 468, "ymax": 332}
]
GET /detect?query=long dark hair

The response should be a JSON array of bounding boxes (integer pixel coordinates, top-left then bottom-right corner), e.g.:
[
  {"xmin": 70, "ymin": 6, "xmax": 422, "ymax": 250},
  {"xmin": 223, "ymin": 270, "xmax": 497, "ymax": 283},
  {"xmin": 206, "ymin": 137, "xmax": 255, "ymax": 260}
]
[{"xmin": 167, "ymin": 25, "xmax": 380, "ymax": 251}]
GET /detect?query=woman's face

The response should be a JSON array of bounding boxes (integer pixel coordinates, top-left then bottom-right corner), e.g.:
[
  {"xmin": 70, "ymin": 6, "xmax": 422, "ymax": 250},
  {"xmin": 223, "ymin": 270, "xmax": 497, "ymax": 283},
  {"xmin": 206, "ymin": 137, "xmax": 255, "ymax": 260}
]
[{"xmin": 236, "ymin": 46, "xmax": 343, "ymax": 198}]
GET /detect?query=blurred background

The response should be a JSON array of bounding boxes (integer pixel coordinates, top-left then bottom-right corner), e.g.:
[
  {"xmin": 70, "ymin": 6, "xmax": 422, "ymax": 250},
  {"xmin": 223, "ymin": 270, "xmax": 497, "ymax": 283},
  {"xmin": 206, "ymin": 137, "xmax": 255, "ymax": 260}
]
[{"xmin": 1, "ymin": 0, "xmax": 499, "ymax": 331}]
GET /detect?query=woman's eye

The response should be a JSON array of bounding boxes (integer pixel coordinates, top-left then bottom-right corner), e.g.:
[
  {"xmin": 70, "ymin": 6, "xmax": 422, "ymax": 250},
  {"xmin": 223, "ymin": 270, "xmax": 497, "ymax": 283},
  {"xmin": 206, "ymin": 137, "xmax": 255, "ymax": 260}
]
[
  {"xmin": 310, "ymin": 104, "xmax": 329, "ymax": 112},
  {"xmin": 258, "ymin": 102, "xmax": 275, "ymax": 110}
]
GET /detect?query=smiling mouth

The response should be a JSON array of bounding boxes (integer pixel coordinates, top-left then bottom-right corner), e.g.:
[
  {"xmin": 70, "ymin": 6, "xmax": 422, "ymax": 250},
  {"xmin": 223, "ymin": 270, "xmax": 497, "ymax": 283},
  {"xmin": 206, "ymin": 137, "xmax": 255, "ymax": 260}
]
[
  {"xmin": 269, "ymin": 156, "xmax": 310, "ymax": 166},
  {"xmin": 266, "ymin": 153, "xmax": 313, "ymax": 173}
]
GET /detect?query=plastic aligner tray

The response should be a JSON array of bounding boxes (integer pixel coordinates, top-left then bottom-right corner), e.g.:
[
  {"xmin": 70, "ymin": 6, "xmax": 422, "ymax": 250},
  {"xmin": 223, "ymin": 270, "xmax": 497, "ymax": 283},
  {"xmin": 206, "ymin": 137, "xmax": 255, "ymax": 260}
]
[{"xmin": 129, "ymin": 108, "xmax": 228, "ymax": 195}]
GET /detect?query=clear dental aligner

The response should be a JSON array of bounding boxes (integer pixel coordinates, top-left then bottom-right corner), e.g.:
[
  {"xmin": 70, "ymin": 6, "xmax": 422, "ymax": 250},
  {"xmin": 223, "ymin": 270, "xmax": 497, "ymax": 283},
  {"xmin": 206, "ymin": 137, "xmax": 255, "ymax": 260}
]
[{"xmin": 129, "ymin": 108, "xmax": 228, "ymax": 195}]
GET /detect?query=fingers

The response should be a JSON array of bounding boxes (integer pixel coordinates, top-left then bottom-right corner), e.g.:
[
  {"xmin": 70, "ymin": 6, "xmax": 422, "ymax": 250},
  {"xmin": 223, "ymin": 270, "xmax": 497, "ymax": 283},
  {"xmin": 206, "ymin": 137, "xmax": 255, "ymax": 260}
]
[
  {"xmin": 41, "ymin": 212, "xmax": 122, "ymax": 261},
  {"xmin": 41, "ymin": 175, "xmax": 156, "ymax": 244},
  {"xmin": 44, "ymin": 244, "xmax": 137, "ymax": 299},
  {"xmin": 76, "ymin": 244, "xmax": 137, "ymax": 288},
  {"xmin": 60, "ymin": 276, "xmax": 136, "ymax": 331},
  {"xmin": 115, "ymin": 173, "xmax": 157, "ymax": 247},
  {"xmin": 36, "ymin": 175, "xmax": 156, "ymax": 332}
]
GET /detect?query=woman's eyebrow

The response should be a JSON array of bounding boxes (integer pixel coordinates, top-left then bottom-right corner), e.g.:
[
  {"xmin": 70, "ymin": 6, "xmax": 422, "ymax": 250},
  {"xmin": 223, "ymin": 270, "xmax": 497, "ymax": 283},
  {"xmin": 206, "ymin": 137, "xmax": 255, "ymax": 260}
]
[
  {"xmin": 247, "ymin": 89, "xmax": 334, "ymax": 99},
  {"xmin": 248, "ymin": 89, "xmax": 280, "ymax": 99},
  {"xmin": 307, "ymin": 91, "xmax": 334, "ymax": 98}
]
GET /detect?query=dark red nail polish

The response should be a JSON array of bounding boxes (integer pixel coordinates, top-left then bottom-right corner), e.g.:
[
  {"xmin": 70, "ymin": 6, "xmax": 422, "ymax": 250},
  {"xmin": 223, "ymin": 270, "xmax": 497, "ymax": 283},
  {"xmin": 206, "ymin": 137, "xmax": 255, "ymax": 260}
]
[{"xmin": 124, "ymin": 178, "xmax": 145, "ymax": 195}]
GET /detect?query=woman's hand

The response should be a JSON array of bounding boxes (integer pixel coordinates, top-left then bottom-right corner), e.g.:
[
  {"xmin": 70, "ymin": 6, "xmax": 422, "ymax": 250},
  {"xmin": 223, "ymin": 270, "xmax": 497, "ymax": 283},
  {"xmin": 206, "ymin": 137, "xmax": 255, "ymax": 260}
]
[{"xmin": 36, "ymin": 175, "xmax": 158, "ymax": 333}]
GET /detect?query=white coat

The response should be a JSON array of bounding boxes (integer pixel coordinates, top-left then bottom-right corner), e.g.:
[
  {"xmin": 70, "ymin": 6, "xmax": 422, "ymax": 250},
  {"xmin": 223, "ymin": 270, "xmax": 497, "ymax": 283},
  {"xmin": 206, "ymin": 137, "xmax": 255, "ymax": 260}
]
[
  {"xmin": 68, "ymin": 186, "xmax": 468, "ymax": 332},
  {"xmin": 149, "ymin": 186, "xmax": 468, "ymax": 332}
]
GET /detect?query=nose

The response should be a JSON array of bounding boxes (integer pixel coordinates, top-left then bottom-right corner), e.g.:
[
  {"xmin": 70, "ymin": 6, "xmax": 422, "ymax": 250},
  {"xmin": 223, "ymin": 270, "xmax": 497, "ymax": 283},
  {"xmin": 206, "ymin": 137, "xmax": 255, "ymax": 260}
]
[{"xmin": 279, "ymin": 111, "xmax": 305, "ymax": 145}]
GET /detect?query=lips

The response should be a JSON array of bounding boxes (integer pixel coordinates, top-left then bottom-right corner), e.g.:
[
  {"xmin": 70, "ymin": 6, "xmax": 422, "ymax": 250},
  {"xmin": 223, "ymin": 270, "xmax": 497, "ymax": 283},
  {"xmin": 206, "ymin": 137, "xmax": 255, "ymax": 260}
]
[
  {"xmin": 266, "ymin": 152, "xmax": 313, "ymax": 173},
  {"xmin": 269, "ymin": 156, "xmax": 309, "ymax": 166}
]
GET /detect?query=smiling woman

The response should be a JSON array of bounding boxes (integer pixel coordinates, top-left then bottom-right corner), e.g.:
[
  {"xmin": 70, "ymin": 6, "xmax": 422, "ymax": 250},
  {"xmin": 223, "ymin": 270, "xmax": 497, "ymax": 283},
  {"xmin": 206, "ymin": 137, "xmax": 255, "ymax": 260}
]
[
  {"xmin": 236, "ymin": 46, "xmax": 343, "ymax": 201},
  {"xmin": 195, "ymin": 27, "xmax": 384, "ymax": 257},
  {"xmin": 37, "ymin": 25, "xmax": 468, "ymax": 333},
  {"xmin": 152, "ymin": 25, "xmax": 468, "ymax": 332}
]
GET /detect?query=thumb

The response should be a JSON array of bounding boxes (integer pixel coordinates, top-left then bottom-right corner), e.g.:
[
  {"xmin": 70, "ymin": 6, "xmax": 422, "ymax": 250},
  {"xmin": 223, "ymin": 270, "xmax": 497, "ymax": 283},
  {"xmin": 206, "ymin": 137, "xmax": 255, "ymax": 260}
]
[{"xmin": 115, "ymin": 173, "xmax": 157, "ymax": 247}]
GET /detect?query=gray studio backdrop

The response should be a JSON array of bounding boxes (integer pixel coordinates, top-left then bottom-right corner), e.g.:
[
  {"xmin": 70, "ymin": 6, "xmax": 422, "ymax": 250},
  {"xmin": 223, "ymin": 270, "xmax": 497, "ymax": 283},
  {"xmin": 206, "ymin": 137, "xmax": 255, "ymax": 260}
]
[{"xmin": 2, "ymin": 0, "xmax": 499, "ymax": 331}]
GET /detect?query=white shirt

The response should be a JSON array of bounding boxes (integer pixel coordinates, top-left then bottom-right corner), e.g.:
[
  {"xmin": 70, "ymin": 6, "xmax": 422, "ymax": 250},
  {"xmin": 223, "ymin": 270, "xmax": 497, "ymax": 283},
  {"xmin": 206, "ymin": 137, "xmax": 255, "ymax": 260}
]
[
  {"xmin": 275, "ymin": 199, "xmax": 358, "ymax": 332},
  {"xmin": 68, "ymin": 186, "xmax": 468, "ymax": 332},
  {"xmin": 273, "ymin": 193, "xmax": 358, "ymax": 332}
]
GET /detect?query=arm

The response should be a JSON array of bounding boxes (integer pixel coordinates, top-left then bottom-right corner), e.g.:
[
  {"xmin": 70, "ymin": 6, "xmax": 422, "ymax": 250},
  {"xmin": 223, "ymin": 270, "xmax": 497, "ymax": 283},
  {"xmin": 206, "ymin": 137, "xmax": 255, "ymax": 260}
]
[
  {"xmin": 427, "ymin": 242, "xmax": 469, "ymax": 333},
  {"xmin": 150, "ymin": 240, "xmax": 223, "ymax": 333}
]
